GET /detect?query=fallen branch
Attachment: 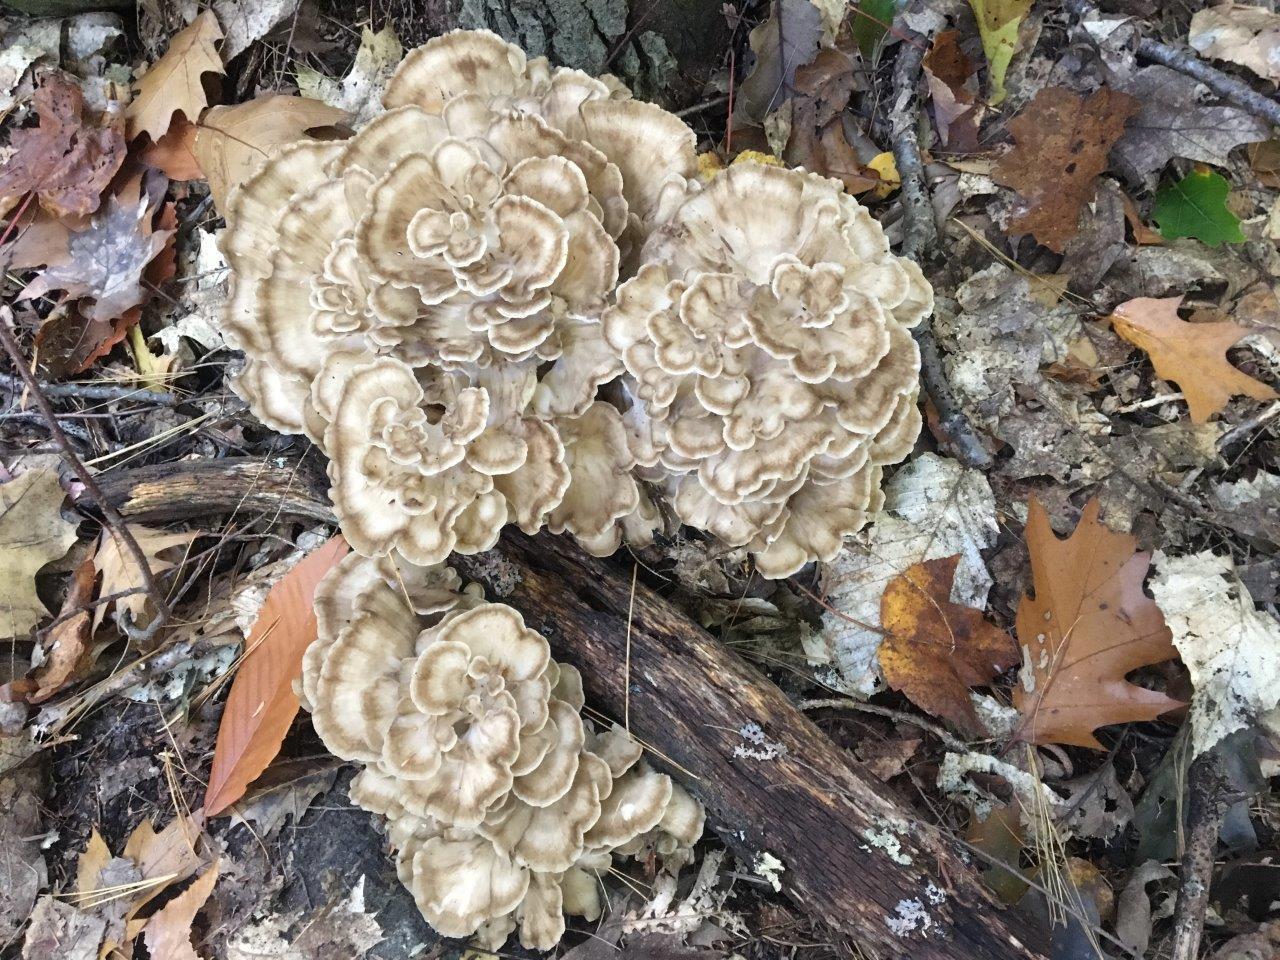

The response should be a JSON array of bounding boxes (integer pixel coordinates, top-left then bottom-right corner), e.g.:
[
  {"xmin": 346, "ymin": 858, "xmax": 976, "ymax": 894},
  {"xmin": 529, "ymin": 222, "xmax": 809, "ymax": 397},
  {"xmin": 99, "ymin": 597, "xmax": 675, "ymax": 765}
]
[
  {"xmin": 1169, "ymin": 753, "xmax": 1231, "ymax": 960},
  {"xmin": 889, "ymin": 22, "xmax": 994, "ymax": 471},
  {"xmin": 0, "ymin": 371, "xmax": 181, "ymax": 407},
  {"xmin": 0, "ymin": 307, "xmax": 173, "ymax": 631},
  {"xmin": 96, "ymin": 457, "xmax": 1048, "ymax": 958}
]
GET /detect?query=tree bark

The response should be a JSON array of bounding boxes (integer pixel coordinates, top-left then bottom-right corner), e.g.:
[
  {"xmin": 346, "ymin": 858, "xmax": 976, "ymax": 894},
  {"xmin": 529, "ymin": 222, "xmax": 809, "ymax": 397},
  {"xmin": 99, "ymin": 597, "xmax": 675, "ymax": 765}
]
[{"xmin": 96, "ymin": 457, "xmax": 1049, "ymax": 959}]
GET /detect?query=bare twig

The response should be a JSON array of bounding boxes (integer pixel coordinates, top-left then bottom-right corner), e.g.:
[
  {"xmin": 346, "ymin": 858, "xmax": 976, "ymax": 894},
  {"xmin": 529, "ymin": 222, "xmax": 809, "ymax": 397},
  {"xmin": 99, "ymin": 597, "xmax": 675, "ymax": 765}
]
[
  {"xmin": 1218, "ymin": 398, "xmax": 1280, "ymax": 451},
  {"xmin": 0, "ymin": 371, "xmax": 181, "ymax": 407},
  {"xmin": 0, "ymin": 308, "xmax": 173, "ymax": 630},
  {"xmin": 1066, "ymin": 0, "xmax": 1280, "ymax": 128},
  {"xmin": 889, "ymin": 22, "xmax": 995, "ymax": 471},
  {"xmin": 798, "ymin": 696, "xmax": 970, "ymax": 753},
  {"xmin": 1169, "ymin": 753, "xmax": 1230, "ymax": 960}
]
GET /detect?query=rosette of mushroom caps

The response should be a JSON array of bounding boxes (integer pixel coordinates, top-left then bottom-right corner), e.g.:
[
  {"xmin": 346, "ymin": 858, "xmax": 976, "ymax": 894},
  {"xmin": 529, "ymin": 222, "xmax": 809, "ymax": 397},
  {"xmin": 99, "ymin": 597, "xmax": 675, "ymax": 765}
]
[
  {"xmin": 220, "ymin": 29, "xmax": 697, "ymax": 565},
  {"xmin": 602, "ymin": 163, "xmax": 930, "ymax": 578},
  {"xmin": 300, "ymin": 552, "xmax": 704, "ymax": 950}
]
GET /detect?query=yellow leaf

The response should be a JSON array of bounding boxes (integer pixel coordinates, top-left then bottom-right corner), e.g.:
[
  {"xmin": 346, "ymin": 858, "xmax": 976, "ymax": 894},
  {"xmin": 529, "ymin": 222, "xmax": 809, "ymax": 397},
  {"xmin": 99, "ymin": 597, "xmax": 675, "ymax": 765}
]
[
  {"xmin": 193, "ymin": 94, "xmax": 348, "ymax": 214},
  {"xmin": 867, "ymin": 150, "xmax": 900, "ymax": 198},
  {"xmin": 0, "ymin": 466, "xmax": 78, "ymax": 639},
  {"xmin": 126, "ymin": 10, "xmax": 224, "ymax": 141},
  {"xmin": 968, "ymin": 0, "xmax": 1033, "ymax": 105}
]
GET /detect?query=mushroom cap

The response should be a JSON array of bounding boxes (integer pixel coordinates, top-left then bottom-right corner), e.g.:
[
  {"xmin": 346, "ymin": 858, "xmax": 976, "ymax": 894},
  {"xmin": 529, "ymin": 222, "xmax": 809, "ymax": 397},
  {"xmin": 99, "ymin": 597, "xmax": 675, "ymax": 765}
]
[{"xmin": 405, "ymin": 833, "xmax": 530, "ymax": 937}]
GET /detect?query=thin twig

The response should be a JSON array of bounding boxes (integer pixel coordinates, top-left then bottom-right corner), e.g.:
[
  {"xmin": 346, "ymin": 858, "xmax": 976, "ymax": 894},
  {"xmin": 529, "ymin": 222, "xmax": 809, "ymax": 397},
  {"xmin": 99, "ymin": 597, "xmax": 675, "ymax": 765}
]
[
  {"xmin": 1067, "ymin": 0, "xmax": 1280, "ymax": 128},
  {"xmin": 1218, "ymin": 398, "xmax": 1280, "ymax": 451},
  {"xmin": 888, "ymin": 21, "xmax": 995, "ymax": 471},
  {"xmin": 0, "ymin": 371, "xmax": 181, "ymax": 406},
  {"xmin": 798, "ymin": 696, "xmax": 969, "ymax": 754},
  {"xmin": 0, "ymin": 307, "xmax": 173, "ymax": 629},
  {"xmin": 1169, "ymin": 752, "xmax": 1230, "ymax": 960}
]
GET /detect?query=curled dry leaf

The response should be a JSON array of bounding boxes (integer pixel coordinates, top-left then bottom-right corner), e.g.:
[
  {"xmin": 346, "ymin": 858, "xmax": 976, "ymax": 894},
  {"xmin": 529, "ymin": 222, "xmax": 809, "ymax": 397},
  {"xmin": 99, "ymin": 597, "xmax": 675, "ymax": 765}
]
[
  {"xmin": 191, "ymin": 93, "xmax": 347, "ymax": 213},
  {"xmin": 0, "ymin": 465, "xmax": 78, "ymax": 640},
  {"xmin": 126, "ymin": 10, "xmax": 224, "ymax": 141},
  {"xmin": 878, "ymin": 555, "xmax": 1018, "ymax": 733},
  {"xmin": 28, "ymin": 548, "xmax": 97, "ymax": 702},
  {"xmin": 993, "ymin": 86, "xmax": 1138, "ymax": 253},
  {"xmin": 204, "ymin": 535, "xmax": 349, "ymax": 817},
  {"xmin": 142, "ymin": 862, "xmax": 219, "ymax": 960},
  {"xmin": 1013, "ymin": 499, "xmax": 1181, "ymax": 750},
  {"xmin": 0, "ymin": 73, "xmax": 126, "ymax": 217},
  {"xmin": 1109, "ymin": 296, "xmax": 1277, "ymax": 423}
]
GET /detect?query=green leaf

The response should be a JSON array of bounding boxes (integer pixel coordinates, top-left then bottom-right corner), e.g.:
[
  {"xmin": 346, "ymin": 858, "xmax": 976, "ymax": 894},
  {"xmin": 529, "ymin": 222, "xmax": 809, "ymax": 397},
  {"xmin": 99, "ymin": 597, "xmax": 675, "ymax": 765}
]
[
  {"xmin": 968, "ymin": 0, "xmax": 1033, "ymax": 105},
  {"xmin": 852, "ymin": 0, "xmax": 896, "ymax": 59},
  {"xmin": 1153, "ymin": 169, "xmax": 1244, "ymax": 246}
]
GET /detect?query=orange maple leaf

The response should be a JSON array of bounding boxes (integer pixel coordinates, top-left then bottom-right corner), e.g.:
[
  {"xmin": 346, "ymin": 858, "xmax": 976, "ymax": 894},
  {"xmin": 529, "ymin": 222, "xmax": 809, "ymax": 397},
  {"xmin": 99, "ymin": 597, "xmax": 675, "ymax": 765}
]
[
  {"xmin": 879, "ymin": 556, "xmax": 1018, "ymax": 733},
  {"xmin": 1013, "ymin": 499, "xmax": 1181, "ymax": 749},
  {"xmin": 1109, "ymin": 296, "xmax": 1277, "ymax": 423}
]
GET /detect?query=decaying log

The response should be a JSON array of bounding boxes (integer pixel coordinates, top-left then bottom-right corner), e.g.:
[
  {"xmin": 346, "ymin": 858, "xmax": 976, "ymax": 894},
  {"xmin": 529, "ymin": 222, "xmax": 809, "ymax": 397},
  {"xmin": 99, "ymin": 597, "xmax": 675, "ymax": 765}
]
[{"xmin": 97, "ymin": 457, "xmax": 1048, "ymax": 959}]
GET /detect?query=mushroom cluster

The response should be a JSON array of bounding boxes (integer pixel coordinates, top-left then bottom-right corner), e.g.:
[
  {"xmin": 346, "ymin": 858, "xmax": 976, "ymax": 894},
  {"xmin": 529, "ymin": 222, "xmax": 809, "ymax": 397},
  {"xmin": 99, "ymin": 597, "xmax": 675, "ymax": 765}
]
[
  {"xmin": 603, "ymin": 164, "xmax": 929, "ymax": 578},
  {"xmin": 301, "ymin": 552, "xmax": 704, "ymax": 950},
  {"xmin": 220, "ymin": 29, "xmax": 929, "ymax": 579},
  {"xmin": 222, "ymin": 29, "xmax": 696, "ymax": 563}
]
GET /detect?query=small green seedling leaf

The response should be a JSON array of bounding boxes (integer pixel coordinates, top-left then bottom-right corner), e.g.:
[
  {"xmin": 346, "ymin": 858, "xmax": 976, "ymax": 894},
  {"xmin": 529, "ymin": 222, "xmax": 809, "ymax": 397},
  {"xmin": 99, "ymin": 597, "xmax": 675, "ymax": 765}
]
[{"xmin": 1153, "ymin": 169, "xmax": 1244, "ymax": 246}]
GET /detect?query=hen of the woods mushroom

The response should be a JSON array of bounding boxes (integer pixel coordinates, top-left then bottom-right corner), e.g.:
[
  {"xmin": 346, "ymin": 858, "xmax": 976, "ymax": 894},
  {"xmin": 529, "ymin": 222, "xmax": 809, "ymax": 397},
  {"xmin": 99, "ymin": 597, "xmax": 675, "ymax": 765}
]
[
  {"xmin": 221, "ymin": 27, "xmax": 927, "ymax": 948},
  {"xmin": 221, "ymin": 28, "xmax": 928, "ymax": 577},
  {"xmin": 300, "ymin": 552, "xmax": 704, "ymax": 949}
]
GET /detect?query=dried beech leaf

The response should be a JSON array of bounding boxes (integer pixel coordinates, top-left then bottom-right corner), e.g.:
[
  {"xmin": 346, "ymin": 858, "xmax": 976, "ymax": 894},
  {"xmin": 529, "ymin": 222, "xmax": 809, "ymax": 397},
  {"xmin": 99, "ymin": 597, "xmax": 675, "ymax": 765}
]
[
  {"xmin": 994, "ymin": 86, "xmax": 1138, "ymax": 253},
  {"xmin": 1013, "ymin": 499, "xmax": 1181, "ymax": 749},
  {"xmin": 204, "ymin": 535, "xmax": 349, "ymax": 817},
  {"xmin": 141, "ymin": 862, "xmax": 219, "ymax": 960},
  {"xmin": 193, "ymin": 94, "xmax": 347, "ymax": 213},
  {"xmin": 0, "ymin": 466, "xmax": 78, "ymax": 640},
  {"xmin": 1109, "ymin": 296, "xmax": 1277, "ymax": 423},
  {"xmin": 127, "ymin": 10, "xmax": 224, "ymax": 141},
  {"xmin": 0, "ymin": 73, "xmax": 126, "ymax": 217},
  {"xmin": 878, "ymin": 556, "xmax": 1018, "ymax": 733}
]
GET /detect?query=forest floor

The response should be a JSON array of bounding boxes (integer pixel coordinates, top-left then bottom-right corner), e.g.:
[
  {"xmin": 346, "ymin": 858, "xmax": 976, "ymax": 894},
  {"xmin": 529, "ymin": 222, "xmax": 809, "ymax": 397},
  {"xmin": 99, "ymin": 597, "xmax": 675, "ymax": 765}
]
[{"xmin": 2, "ymin": 1, "xmax": 1280, "ymax": 959}]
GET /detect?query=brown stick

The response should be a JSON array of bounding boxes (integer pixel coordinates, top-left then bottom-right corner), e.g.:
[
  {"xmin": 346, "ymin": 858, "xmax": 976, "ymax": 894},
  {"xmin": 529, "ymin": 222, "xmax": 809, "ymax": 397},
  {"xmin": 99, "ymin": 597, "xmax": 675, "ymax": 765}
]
[
  {"xmin": 96, "ymin": 458, "xmax": 1047, "ymax": 957},
  {"xmin": 0, "ymin": 308, "xmax": 173, "ymax": 633},
  {"xmin": 1169, "ymin": 753, "xmax": 1229, "ymax": 960}
]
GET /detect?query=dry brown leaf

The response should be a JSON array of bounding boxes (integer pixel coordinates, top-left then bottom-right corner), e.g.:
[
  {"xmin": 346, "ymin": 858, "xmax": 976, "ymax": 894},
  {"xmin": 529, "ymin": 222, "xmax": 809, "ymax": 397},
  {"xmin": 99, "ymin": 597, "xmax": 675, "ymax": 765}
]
[
  {"xmin": 993, "ymin": 86, "xmax": 1138, "ymax": 253},
  {"xmin": 204, "ymin": 535, "xmax": 349, "ymax": 816},
  {"xmin": 878, "ymin": 555, "xmax": 1018, "ymax": 733},
  {"xmin": 1013, "ymin": 499, "xmax": 1181, "ymax": 749},
  {"xmin": 923, "ymin": 30, "xmax": 981, "ymax": 151},
  {"xmin": 127, "ymin": 10, "xmax": 224, "ymax": 141},
  {"xmin": 193, "ymin": 94, "xmax": 347, "ymax": 213},
  {"xmin": 1110, "ymin": 296, "xmax": 1278, "ymax": 423},
  {"xmin": 28, "ymin": 548, "xmax": 97, "ymax": 702},
  {"xmin": 0, "ymin": 466, "xmax": 78, "ymax": 640},
  {"xmin": 93, "ymin": 525, "xmax": 197, "ymax": 632},
  {"xmin": 74, "ymin": 830, "xmax": 113, "ymax": 897},
  {"xmin": 139, "ymin": 116, "xmax": 203, "ymax": 181},
  {"xmin": 966, "ymin": 802, "xmax": 1027, "ymax": 905},
  {"xmin": 0, "ymin": 74, "xmax": 127, "ymax": 218},
  {"xmin": 142, "ymin": 862, "xmax": 219, "ymax": 960}
]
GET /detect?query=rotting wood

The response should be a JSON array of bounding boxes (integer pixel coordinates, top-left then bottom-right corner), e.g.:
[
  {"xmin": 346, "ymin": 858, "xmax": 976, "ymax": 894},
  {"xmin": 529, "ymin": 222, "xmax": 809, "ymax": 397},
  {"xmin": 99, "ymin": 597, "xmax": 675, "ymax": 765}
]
[{"xmin": 97, "ymin": 456, "xmax": 1048, "ymax": 959}]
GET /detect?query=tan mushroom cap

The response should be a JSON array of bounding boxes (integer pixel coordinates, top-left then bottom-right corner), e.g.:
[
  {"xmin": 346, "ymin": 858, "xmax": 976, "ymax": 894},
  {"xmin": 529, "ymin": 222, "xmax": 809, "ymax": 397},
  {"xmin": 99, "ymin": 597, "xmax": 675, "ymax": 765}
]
[
  {"xmin": 229, "ymin": 359, "xmax": 309, "ymax": 437},
  {"xmin": 546, "ymin": 402, "xmax": 644, "ymax": 556},
  {"xmin": 583, "ymin": 761, "xmax": 673, "ymax": 851},
  {"xmin": 405, "ymin": 833, "xmax": 530, "ymax": 938}
]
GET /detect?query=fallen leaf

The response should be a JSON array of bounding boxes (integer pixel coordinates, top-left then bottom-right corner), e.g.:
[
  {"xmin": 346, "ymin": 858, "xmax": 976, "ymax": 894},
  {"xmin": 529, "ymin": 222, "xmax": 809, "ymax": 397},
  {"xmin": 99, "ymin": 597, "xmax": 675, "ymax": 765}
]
[
  {"xmin": 851, "ymin": 0, "xmax": 894, "ymax": 58},
  {"xmin": 212, "ymin": 0, "xmax": 300, "ymax": 60},
  {"xmin": 968, "ymin": 0, "xmax": 1033, "ymax": 105},
  {"xmin": 29, "ymin": 548, "xmax": 97, "ymax": 701},
  {"xmin": 1012, "ymin": 499, "xmax": 1181, "ymax": 749},
  {"xmin": 993, "ymin": 86, "xmax": 1138, "ymax": 253},
  {"xmin": 193, "ymin": 94, "xmax": 347, "ymax": 213},
  {"xmin": 139, "ymin": 116, "xmax": 203, "ymax": 180},
  {"xmin": 0, "ymin": 466, "xmax": 78, "ymax": 639},
  {"xmin": 1109, "ymin": 296, "xmax": 1277, "ymax": 423},
  {"xmin": 818, "ymin": 453, "xmax": 999, "ymax": 695},
  {"xmin": 0, "ymin": 73, "xmax": 126, "ymax": 217},
  {"xmin": 127, "ymin": 10, "xmax": 224, "ymax": 141},
  {"xmin": 866, "ymin": 150, "xmax": 899, "ymax": 198},
  {"xmin": 142, "ymin": 862, "xmax": 219, "ymax": 960},
  {"xmin": 1113, "ymin": 861, "xmax": 1175, "ymax": 958},
  {"xmin": 1247, "ymin": 139, "xmax": 1280, "ymax": 187},
  {"xmin": 74, "ymin": 830, "xmax": 112, "ymax": 896},
  {"xmin": 923, "ymin": 30, "xmax": 981, "ymax": 151},
  {"xmin": 966, "ymin": 802, "xmax": 1027, "ymax": 905},
  {"xmin": 93, "ymin": 524, "xmax": 197, "ymax": 632},
  {"xmin": 19, "ymin": 191, "xmax": 175, "ymax": 325},
  {"xmin": 0, "ymin": 761, "xmax": 48, "ymax": 942},
  {"xmin": 734, "ymin": 0, "xmax": 824, "ymax": 124},
  {"xmin": 1112, "ymin": 66, "xmax": 1268, "ymax": 177},
  {"xmin": 1151, "ymin": 551, "xmax": 1280, "ymax": 758},
  {"xmin": 1153, "ymin": 168, "xmax": 1244, "ymax": 246},
  {"xmin": 295, "ymin": 23, "xmax": 402, "ymax": 126},
  {"xmin": 878, "ymin": 556, "xmax": 1018, "ymax": 733},
  {"xmin": 204, "ymin": 535, "xmax": 348, "ymax": 816},
  {"xmin": 121, "ymin": 813, "xmax": 205, "ymax": 917},
  {"xmin": 20, "ymin": 897, "xmax": 105, "ymax": 960},
  {"xmin": 1189, "ymin": 2, "xmax": 1280, "ymax": 83}
]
